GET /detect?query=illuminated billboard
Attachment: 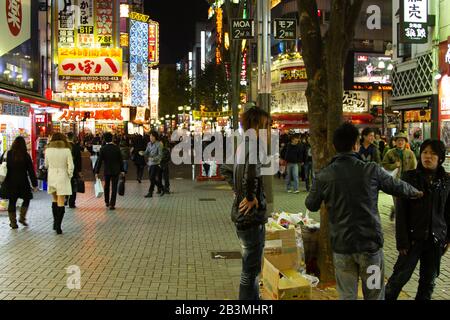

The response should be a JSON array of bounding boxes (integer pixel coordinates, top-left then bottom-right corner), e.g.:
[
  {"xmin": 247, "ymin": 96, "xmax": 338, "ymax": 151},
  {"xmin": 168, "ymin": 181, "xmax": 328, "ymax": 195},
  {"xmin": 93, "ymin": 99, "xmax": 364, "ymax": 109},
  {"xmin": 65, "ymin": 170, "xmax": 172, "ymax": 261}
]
[
  {"xmin": 353, "ymin": 52, "xmax": 393, "ymax": 85},
  {"xmin": 148, "ymin": 20, "xmax": 159, "ymax": 66},
  {"xmin": 129, "ymin": 18, "xmax": 149, "ymax": 107}
]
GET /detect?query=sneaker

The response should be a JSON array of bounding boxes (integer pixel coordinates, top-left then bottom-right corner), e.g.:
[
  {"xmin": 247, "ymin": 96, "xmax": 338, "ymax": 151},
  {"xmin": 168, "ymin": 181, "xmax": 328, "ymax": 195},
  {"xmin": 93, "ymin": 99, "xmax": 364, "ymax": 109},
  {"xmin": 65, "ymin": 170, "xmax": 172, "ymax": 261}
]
[
  {"xmin": 293, "ymin": 190, "xmax": 300, "ymax": 194},
  {"xmin": 144, "ymin": 193, "xmax": 153, "ymax": 198},
  {"xmin": 287, "ymin": 190, "xmax": 293, "ymax": 193}
]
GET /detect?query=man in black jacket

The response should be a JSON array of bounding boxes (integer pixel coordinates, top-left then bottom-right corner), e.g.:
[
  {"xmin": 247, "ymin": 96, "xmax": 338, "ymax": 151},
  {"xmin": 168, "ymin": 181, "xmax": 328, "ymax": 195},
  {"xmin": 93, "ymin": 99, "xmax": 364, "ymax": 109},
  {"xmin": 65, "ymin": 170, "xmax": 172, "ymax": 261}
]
[
  {"xmin": 280, "ymin": 134, "xmax": 305, "ymax": 193},
  {"xmin": 67, "ymin": 132, "xmax": 82, "ymax": 208},
  {"xmin": 94, "ymin": 132, "xmax": 125, "ymax": 210},
  {"xmin": 305, "ymin": 122, "xmax": 423, "ymax": 300},
  {"xmin": 385, "ymin": 139, "xmax": 450, "ymax": 300}
]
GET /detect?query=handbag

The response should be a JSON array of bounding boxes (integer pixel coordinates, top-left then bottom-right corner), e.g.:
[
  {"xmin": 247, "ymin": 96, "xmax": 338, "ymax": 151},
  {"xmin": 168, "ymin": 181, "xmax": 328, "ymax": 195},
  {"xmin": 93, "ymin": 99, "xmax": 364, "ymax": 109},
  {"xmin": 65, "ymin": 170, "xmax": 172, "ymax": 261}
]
[
  {"xmin": 0, "ymin": 152, "xmax": 7, "ymax": 183},
  {"xmin": 77, "ymin": 178, "xmax": 85, "ymax": 193},
  {"xmin": 94, "ymin": 178, "xmax": 104, "ymax": 198},
  {"xmin": 118, "ymin": 176, "xmax": 125, "ymax": 196},
  {"xmin": 37, "ymin": 167, "xmax": 48, "ymax": 181}
]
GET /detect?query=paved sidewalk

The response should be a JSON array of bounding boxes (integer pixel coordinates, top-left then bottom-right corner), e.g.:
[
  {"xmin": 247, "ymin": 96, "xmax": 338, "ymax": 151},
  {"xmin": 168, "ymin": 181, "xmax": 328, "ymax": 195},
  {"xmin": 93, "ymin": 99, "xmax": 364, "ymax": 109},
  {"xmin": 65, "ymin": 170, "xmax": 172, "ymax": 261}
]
[{"xmin": 0, "ymin": 174, "xmax": 449, "ymax": 300}]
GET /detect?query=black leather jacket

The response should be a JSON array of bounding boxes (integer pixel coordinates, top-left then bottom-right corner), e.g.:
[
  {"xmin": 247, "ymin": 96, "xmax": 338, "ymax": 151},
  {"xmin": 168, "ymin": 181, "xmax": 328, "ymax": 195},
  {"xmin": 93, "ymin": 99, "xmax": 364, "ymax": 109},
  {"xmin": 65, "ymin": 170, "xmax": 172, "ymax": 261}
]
[
  {"xmin": 395, "ymin": 166, "xmax": 450, "ymax": 250},
  {"xmin": 305, "ymin": 152, "xmax": 420, "ymax": 254},
  {"xmin": 220, "ymin": 155, "xmax": 268, "ymax": 230}
]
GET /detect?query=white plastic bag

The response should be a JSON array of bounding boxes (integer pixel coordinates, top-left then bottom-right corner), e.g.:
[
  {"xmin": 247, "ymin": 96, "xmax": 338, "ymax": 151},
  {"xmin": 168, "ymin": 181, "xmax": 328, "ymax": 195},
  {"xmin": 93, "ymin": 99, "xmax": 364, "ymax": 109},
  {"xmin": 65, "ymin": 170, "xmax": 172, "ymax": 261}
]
[
  {"xmin": 94, "ymin": 178, "xmax": 104, "ymax": 198},
  {"xmin": 0, "ymin": 152, "xmax": 7, "ymax": 183}
]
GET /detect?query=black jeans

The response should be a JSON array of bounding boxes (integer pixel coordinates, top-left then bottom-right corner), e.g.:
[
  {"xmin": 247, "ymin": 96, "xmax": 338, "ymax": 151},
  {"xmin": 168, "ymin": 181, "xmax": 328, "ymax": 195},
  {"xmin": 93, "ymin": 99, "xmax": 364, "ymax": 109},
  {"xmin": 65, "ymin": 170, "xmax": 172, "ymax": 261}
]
[
  {"xmin": 148, "ymin": 165, "xmax": 163, "ymax": 194},
  {"xmin": 8, "ymin": 197, "xmax": 30, "ymax": 212},
  {"xmin": 385, "ymin": 237, "xmax": 444, "ymax": 300},
  {"xmin": 104, "ymin": 175, "xmax": 119, "ymax": 207},
  {"xmin": 136, "ymin": 164, "xmax": 145, "ymax": 181},
  {"xmin": 159, "ymin": 164, "xmax": 170, "ymax": 192}
]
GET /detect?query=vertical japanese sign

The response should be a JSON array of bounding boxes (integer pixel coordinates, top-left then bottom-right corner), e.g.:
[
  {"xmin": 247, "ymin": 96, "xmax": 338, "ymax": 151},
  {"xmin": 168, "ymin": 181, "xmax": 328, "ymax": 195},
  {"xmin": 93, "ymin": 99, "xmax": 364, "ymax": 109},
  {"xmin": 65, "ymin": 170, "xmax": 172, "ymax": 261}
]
[
  {"xmin": 148, "ymin": 20, "xmax": 159, "ymax": 66},
  {"xmin": 57, "ymin": 0, "xmax": 75, "ymax": 47},
  {"xmin": 400, "ymin": 0, "xmax": 428, "ymax": 43},
  {"xmin": 96, "ymin": 0, "xmax": 113, "ymax": 46},
  {"xmin": 77, "ymin": 0, "xmax": 94, "ymax": 47},
  {"xmin": 150, "ymin": 68, "xmax": 159, "ymax": 120}
]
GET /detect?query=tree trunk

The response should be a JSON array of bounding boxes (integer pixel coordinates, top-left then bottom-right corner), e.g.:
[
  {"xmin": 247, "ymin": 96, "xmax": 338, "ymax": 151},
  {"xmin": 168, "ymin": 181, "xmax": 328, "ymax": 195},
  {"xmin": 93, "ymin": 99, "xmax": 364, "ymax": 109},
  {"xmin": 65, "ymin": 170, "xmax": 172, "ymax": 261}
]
[{"xmin": 298, "ymin": 0, "xmax": 364, "ymax": 285}]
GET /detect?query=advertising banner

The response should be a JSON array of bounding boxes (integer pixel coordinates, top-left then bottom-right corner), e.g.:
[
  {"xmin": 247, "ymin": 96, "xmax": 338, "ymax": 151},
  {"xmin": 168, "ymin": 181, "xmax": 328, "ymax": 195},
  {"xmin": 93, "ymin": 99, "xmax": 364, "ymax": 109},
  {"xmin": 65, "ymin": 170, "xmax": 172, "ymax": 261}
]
[
  {"xmin": 57, "ymin": 0, "xmax": 75, "ymax": 47},
  {"xmin": 58, "ymin": 48, "xmax": 122, "ymax": 80},
  {"xmin": 129, "ymin": 19, "xmax": 149, "ymax": 107},
  {"xmin": 77, "ymin": 0, "xmax": 95, "ymax": 46},
  {"xmin": 0, "ymin": 0, "xmax": 31, "ymax": 56},
  {"xmin": 96, "ymin": 0, "xmax": 114, "ymax": 46},
  {"xmin": 148, "ymin": 20, "xmax": 159, "ymax": 66}
]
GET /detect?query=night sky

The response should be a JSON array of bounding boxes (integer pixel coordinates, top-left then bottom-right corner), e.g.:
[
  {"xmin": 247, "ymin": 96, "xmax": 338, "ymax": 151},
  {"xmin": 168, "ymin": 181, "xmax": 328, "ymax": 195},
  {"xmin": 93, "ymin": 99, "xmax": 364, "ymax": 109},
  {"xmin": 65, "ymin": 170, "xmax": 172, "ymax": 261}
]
[{"xmin": 144, "ymin": 0, "xmax": 210, "ymax": 65}]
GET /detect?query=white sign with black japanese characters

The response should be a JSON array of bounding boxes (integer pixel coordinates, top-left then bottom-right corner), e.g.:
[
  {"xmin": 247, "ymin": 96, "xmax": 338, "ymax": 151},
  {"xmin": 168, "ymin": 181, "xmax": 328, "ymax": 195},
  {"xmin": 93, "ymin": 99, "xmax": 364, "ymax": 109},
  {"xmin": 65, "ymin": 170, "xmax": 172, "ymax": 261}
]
[
  {"xmin": 403, "ymin": 0, "xmax": 427, "ymax": 23},
  {"xmin": 400, "ymin": 0, "xmax": 429, "ymax": 43}
]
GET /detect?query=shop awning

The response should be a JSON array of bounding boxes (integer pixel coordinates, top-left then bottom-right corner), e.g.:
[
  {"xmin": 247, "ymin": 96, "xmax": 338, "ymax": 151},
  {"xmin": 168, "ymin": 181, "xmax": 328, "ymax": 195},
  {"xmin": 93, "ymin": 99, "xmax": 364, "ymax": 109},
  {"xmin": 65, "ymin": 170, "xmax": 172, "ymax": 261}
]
[
  {"xmin": 17, "ymin": 93, "xmax": 69, "ymax": 110},
  {"xmin": 390, "ymin": 97, "xmax": 430, "ymax": 110}
]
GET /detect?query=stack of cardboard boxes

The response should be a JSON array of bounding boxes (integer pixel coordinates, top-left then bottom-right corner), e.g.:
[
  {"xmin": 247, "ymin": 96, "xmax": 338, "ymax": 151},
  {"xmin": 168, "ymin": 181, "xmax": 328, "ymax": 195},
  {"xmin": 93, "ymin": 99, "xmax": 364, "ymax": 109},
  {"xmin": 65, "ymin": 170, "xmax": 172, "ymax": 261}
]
[{"xmin": 262, "ymin": 228, "xmax": 312, "ymax": 300}]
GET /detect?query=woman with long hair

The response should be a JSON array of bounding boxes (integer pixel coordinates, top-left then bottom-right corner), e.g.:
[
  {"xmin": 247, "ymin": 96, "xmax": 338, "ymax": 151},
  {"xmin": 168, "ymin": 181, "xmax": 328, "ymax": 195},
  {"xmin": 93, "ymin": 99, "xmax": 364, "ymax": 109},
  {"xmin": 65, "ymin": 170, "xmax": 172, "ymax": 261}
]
[
  {"xmin": 45, "ymin": 133, "xmax": 74, "ymax": 234},
  {"xmin": 220, "ymin": 106, "xmax": 270, "ymax": 300},
  {"xmin": 0, "ymin": 136, "xmax": 38, "ymax": 229}
]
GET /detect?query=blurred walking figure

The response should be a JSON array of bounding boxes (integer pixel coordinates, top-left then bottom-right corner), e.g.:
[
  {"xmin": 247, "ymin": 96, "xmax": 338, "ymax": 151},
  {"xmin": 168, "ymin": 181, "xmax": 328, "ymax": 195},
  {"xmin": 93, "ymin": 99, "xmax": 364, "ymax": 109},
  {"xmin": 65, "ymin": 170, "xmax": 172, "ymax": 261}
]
[
  {"xmin": 305, "ymin": 122, "xmax": 423, "ymax": 300},
  {"xmin": 382, "ymin": 131, "xmax": 417, "ymax": 221},
  {"xmin": 94, "ymin": 132, "xmax": 125, "ymax": 211},
  {"xmin": 142, "ymin": 131, "xmax": 164, "ymax": 198},
  {"xmin": 120, "ymin": 139, "xmax": 131, "ymax": 174},
  {"xmin": 160, "ymin": 137, "xmax": 171, "ymax": 194},
  {"xmin": 0, "ymin": 137, "xmax": 38, "ymax": 229},
  {"xmin": 386, "ymin": 140, "xmax": 450, "ymax": 300},
  {"xmin": 131, "ymin": 135, "xmax": 146, "ymax": 183},
  {"xmin": 45, "ymin": 133, "xmax": 74, "ymax": 234},
  {"xmin": 66, "ymin": 132, "xmax": 82, "ymax": 209},
  {"xmin": 220, "ymin": 105, "xmax": 269, "ymax": 300},
  {"xmin": 303, "ymin": 135, "xmax": 314, "ymax": 191}
]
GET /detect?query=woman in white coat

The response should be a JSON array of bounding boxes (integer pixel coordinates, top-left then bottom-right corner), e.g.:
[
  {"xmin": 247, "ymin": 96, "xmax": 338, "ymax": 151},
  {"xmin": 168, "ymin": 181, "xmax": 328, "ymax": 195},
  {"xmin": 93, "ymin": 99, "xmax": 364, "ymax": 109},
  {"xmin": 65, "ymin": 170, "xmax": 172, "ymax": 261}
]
[{"xmin": 45, "ymin": 133, "xmax": 74, "ymax": 234}]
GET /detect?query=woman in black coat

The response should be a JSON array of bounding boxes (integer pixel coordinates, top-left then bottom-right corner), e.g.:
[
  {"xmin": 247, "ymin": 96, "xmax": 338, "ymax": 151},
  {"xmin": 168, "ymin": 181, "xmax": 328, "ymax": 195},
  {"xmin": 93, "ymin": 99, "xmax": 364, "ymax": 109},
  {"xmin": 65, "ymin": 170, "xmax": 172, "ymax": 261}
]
[
  {"xmin": 386, "ymin": 139, "xmax": 450, "ymax": 300},
  {"xmin": 0, "ymin": 136, "xmax": 38, "ymax": 229}
]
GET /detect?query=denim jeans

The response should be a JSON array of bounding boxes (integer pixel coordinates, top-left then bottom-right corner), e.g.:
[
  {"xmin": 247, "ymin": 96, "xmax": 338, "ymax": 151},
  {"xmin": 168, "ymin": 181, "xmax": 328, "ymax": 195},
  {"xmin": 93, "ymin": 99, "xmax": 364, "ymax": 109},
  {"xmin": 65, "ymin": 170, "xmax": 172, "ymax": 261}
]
[
  {"xmin": 236, "ymin": 224, "xmax": 265, "ymax": 300},
  {"xmin": 285, "ymin": 163, "xmax": 299, "ymax": 191},
  {"xmin": 304, "ymin": 161, "xmax": 313, "ymax": 191},
  {"xmin": 333, "ymin": 249, "xmax": 385, "ymax": 300},
  {"xmin": 385, "ymin": 238, "xmax": 443, "ymax": 300},
  {"xmin": 123, "ymin": 160, "xmax": 129, "ymax": 173}
]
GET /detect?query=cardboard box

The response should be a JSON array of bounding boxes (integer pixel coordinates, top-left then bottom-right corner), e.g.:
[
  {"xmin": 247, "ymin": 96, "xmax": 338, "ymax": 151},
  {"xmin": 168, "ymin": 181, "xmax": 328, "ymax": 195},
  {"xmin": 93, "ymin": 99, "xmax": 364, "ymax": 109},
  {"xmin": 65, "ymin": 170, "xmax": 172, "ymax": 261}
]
[
  {"xmin": 262, "ymin": 254, "xmax": 312, "ymax": 300},
  {"xmin": 265, "ymin": 228, "xmax": 297, "ymax": 260}
]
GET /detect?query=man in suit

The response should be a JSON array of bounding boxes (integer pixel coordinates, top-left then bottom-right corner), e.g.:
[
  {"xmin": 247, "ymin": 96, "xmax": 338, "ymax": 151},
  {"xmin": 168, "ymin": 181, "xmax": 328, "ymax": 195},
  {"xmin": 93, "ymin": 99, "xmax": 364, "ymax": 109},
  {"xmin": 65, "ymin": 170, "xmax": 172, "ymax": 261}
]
[
  {"xmin": 67, "ymin": 132, "xmax": 82, "ymax": 208},
  {"xmin": 94, "ymin": 132, "xmax": 125, "ymax": 210}
]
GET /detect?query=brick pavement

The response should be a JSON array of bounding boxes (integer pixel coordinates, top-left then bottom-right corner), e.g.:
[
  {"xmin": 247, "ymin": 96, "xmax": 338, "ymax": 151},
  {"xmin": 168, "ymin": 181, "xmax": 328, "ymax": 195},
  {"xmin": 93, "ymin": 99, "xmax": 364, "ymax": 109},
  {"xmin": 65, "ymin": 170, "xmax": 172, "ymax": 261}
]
[{"xmin": 0, "ymin": 171, "xmax": 449, "ymax": 300}]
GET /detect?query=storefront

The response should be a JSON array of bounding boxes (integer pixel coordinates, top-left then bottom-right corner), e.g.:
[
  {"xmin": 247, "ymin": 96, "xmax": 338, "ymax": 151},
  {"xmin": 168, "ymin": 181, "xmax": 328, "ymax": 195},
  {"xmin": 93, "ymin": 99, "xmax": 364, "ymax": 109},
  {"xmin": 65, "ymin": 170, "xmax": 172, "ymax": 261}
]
[
  {"xmin": 438, "ymin": 37, "xmax": 450, "ymax": 171},
  {"xmin": 271, "ymin": 53, "xmax": 376, "ymax": 131}
]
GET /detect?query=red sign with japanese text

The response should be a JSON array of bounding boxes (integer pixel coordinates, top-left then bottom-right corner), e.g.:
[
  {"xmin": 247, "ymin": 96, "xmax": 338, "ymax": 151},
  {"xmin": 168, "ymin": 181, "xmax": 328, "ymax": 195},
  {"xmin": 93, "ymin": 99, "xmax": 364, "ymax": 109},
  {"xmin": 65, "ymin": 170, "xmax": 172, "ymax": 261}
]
[
  {"xmin": 58, "ymin": 47, "xmax": 122, "ymax": 80},
  {"xmin": 6, "ymin": 0, "xmax": 22, "ymax": 36}
]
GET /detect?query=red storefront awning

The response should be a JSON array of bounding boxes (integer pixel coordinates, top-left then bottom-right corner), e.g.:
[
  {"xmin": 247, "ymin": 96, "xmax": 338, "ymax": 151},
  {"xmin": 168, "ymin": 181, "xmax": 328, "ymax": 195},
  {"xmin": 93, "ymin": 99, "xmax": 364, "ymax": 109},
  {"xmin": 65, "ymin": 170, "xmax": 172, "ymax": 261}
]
[{"xmin": 17, "ymin": 93, "xmax": 69, "ymax": 110}]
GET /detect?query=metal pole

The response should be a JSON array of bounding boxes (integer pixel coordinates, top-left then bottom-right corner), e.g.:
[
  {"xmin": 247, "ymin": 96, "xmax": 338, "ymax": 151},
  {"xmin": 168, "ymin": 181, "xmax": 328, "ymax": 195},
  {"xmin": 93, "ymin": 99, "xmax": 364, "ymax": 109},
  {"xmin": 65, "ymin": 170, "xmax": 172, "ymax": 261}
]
[
  {"xmin": 257, "ymin": 0, "xmax": 273, "ymax": 210},
  {"xmin": 381, "ymin": 87, "xmax": 385, "ymax": 136}
]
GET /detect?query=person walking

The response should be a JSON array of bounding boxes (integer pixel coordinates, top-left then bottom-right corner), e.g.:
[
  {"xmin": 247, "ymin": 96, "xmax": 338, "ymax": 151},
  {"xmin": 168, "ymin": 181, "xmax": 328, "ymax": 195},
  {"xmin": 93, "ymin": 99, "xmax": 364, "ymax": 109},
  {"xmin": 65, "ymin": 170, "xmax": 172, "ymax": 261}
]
[
  {"xmin": 131, "ymin": 135, "xmax": 146, "ymax": 183},
  {"xmin": 382, "ymin": 131, "xmax": 418, "ymax": 221},
  {"xmin": 220, "ymin": 106, "xmax": 269, "ymax": 300},
  {"xmin": 159, "ymin": 137, "xmax": 171, "ymax": 194},
  {"xmin": 385, "ymin": 139, "xmax": 450, "ymax": 300},
  {"xmin": 45, "ymin": 133, "xmax": 74, "ymax": 234},
  {"xmin": 358, "ymin": 127, "xmax": 381, "ymax": 164},
  {"xmin": 303, "ymin": 135, "xmax": 314, "ymax": 192},
  {"xmin": 305, "ymin": 122, "xmax": 423, "ymax": 300},
  {"xmin": 66, "ymin": 132, "xmax": 82, "ymax": 209},
  {"xmin": 142, "ymin": 131, "xmax": 164, "ymax": 198},
  {"xmin": 280, "ymin": 134, "xmax": 305, "ymax": 193},
  {"xmin": 0, "ymin": 136, "xmax": 38, "ymax": 229},
  {"xmin": 94, "ymin": 132, "xmax": 125, "ymax": 211},
  {"xmin": 120, "ymin": 139, "xmax": 131, "ymax": 174}
]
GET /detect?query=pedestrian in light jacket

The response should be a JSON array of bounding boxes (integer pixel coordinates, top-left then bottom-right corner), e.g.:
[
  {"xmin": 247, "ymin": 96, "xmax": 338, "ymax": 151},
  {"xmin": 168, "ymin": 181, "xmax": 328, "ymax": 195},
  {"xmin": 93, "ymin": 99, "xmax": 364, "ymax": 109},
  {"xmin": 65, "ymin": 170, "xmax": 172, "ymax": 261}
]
[
  {"xmin": 45, "ymin": 133, "xmax": 74, "ymax": 234},
  {"xmin": 305, "ymin": 122, "xmax": 423, "ymax": 300},
  {"xmin": 386, "ymin": 139, "xmax": 450, "ymax": 300},
  {"xmin": 142, "ymin": 131, "xmax": 164, "ymax": 198},
  {"xmin": 0, "ymin": 136, "xmax": 38, "ymax": 229}
]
